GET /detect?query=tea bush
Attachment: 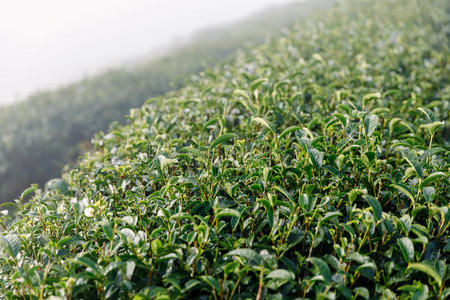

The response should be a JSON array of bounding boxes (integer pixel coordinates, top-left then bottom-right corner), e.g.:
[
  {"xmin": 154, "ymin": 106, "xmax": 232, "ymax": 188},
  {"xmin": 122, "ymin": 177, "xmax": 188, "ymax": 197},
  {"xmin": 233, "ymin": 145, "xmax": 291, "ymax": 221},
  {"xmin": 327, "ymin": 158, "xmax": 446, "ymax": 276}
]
[
  {"xmin": 0, "ymin": 0, "xmax": 329, "ymax": 204},
  {"xmin": 0, "ymin": 0, "xmax": 448, "ymax": 298}
]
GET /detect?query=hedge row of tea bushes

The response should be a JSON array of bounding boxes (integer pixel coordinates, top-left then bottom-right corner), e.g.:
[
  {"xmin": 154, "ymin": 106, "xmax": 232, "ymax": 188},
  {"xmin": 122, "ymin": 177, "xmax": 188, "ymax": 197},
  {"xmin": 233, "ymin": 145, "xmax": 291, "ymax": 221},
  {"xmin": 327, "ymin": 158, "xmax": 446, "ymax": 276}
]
[
  {"xmin": 0, "ymin": 0, "xmax": 449, "ymax": 298},
  {"xmin": 0, "ymin": 1, "xmax": 330, "ymax": 204}
]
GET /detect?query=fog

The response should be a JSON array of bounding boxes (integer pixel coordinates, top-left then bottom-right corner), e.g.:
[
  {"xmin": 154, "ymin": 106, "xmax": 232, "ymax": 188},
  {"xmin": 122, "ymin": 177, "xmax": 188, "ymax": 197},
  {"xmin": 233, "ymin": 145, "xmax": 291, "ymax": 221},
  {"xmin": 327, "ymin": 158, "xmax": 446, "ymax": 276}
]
[{"xmin": 0, "ymin": 0, "xmax": 298, "ymax": 105}]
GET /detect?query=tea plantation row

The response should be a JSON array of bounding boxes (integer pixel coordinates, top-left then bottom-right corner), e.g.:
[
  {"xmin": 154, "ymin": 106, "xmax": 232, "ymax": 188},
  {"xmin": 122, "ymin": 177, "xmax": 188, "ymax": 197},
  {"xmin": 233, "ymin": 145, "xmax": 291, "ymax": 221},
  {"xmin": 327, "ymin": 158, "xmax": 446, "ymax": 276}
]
[{"xmin": 0, "ymin": 0, "xmax": 448, "ymax": 298}]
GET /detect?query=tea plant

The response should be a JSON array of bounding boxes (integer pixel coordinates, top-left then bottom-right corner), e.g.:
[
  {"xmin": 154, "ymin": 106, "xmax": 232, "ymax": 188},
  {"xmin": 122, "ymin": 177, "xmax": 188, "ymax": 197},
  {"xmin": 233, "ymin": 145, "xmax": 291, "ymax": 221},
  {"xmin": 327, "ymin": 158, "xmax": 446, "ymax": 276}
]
[
  {"xmin": 0, "ymin": 0, "xmax": 448, "ymax": 298},
  {"xmin": 0, "ymin": 0, "xmax": 328, "ymax": 204}
]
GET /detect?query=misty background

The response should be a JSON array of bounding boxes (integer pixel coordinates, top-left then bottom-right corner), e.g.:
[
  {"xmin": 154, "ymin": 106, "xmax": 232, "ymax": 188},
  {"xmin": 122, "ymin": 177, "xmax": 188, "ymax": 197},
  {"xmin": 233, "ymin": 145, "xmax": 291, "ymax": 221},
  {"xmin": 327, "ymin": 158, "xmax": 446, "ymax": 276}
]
[{"xmin": 0, "ymin": 0, "xmax": 298, "ymax": 105}]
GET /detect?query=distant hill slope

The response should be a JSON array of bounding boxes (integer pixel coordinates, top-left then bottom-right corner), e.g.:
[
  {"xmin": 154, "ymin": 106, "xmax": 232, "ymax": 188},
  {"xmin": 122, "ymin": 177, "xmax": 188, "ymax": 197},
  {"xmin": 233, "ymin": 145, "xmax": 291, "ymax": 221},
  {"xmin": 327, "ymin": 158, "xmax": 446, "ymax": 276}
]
[
  {"xmin": 0, "ymin": 0, "xmax": 331, "ymax": 203},
  {"xmin": 0, "ymin": 0, "xmax": 448, "ymax": 298}
]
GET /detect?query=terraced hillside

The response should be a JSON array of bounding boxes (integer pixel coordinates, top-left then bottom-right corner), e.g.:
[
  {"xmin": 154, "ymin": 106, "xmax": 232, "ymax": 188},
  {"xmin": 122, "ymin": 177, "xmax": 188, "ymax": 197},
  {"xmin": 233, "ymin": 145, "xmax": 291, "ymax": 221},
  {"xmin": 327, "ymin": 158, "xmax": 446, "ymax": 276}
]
[{"xmin": 0, "ymin": 0, "xmax": 449, "ymax": 298}]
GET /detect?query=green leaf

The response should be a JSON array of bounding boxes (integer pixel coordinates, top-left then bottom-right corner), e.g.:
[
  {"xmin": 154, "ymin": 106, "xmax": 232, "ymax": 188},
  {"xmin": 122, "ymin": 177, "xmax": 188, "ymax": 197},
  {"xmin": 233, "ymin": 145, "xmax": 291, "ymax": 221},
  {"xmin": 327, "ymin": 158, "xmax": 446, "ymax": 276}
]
[
  {"xmin": 266, "ymin": 269, "xmax": 295, "ymax": 281},
  {"xmin": 252, "ymin": 117, "xmax": 276, "ymax": 134},
  {"xmin": 319, "ymin": 211, "xmax": 342, "ymax": 226},
  {"xmin": 233, "ymin": 89, "xmax": 251, "ymax": 100},
  {"xmin": 279, "ymin": 126, "xmax": 302, "ymax": 139},
  {"xmin": 420, "ymin": 172, "xmax": 446, "ymax": 188},
  {"xmin": 226, "ymin": 248, "xmax": 262, "ymax": 264},
  {"xmin": 398, "ymin": 237, "xmax": 414, "ymax": 263},
  {"xmin": 151, "ymin": 239, "xmax": 163, "ymax": 256},
  {"xmin": 272, "ymin": 186, "xmax": 294, "ymax": 204},
  {"xmin": 56, "ymin": 236, "xmax": 73, "ymax": 248},
  {"xmin": 362, "ymin": 92, "xmax": 381, "ymax": 105},
  {"xmin": 309, "ymin": 148, "xmax": 324, "ymax": 170},
  {"xmin": 365, "ymin": 195, "xmax": 382, "ymax": 220},
  {"xmin": 391, "ymin": 183, "xmax": 415, "ymax": 203},
  {"xmin": 389, "ymin": 117, "xmax": 401, "ymax": 136},
  {"xmin": 422, "ymin": 187, "xmax": 435, "ymax": 203},
  {"xmin": 210, "ymin": 133, "xmax": 238, "ymax": 149},
  {"xmin": 126, "ymin": 261, "xmax": 135, "ymax": 280},
  {"xmin": 399, "ymin": 147, "xmax": 423, "ymax": 178},
  {"xmin": 216, "ymin": 208, "xmax": 240, "ymax": 219},
  {"xmin": 308, "ymin": 257, "xmax": 331, "ymax": 282},
  {"xmin": 348, "ymin": 189, "xmax": 365, "ymax": 203},
  {"xmin": 0, "ymin": 235, "xmax": 20, "ymax": 258},
  {"xmin": 200, "ymin": 275, "xmax": 220, "ymax": 292},
  {"xmin": 170, "ymin": 212, "xmax": 195, "ymax": 222},
  {"xmin": 20, "ymin": 186, "xmax": 38, "ymax": 200},
  {"xmin": 159, "ymin": 156, "xmax": 178, "ymax": 171},
  {"xmin": 103, "ymin": 222, "xmax": 114, "ymax": 241},
  {"xmin": 419, "ymin": 121, "xmax": 444, "ymax": 135},
  {"xmin": 408, "ymin": 262, "xmax": 442, "ymax": 287},
  {"xmin": 418, "ymin": 107, "xmax": 433, "ymax": 122},
  {"xmin": 73, "ymin": 256, "xmax": 102, "ymax": 277},
  {"xmin": 364, "ymin": 114, "xmax": 379, "ymax": 137},
  {"xmin": 183, "ymin": 279, "xmax": 201, "ymax": 292},
  {"xmin": 354, "ymin": 287, "xmax": 370, "ymax": 299},
  {"xmin": 202, "ymin": 118, "xmax": 218, "ymax": 130},
  {"xmin": 250, "ymin": 78, "xmax": 268, "ymax": 90}
]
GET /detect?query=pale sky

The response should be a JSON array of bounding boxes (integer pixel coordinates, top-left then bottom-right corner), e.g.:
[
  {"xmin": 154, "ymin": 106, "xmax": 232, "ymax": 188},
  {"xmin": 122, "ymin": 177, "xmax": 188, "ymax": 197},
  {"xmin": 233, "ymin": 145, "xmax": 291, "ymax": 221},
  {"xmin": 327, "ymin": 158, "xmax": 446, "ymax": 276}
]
[{"xmin": 0, "ymin": 0, "xmax": 296, "ymax": 105}]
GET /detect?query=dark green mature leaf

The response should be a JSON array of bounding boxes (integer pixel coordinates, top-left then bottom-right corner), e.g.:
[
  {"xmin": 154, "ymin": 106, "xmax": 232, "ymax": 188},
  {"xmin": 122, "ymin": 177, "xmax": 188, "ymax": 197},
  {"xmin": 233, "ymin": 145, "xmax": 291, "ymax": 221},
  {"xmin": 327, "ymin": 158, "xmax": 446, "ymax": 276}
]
[
  {"xmin": 398, "ymin": 237, "xmax": 414, "ymax": 263},
  {"xmin": 200, "ymin": 275, "xmax": 220, "ymax": 291},
  {"xmin": 73, "ymin": 256, "xmax": 102, "ymax": 277},
  {"xmin": 103, "ymin": 222, "xmax": 114, "ymax": 241},
  {"xmin": 309, "ymin": 148, "xmax": 324, "ymax": 170},
  {"xmin": 308, "ymin": 257, "xmax": 331, "ymax": 282},
  {"xmin": 319, "ymin": 212, "xmax": 342, "ymax": 226},
  {"xmin": 365, "ymin": 195, "xmax": 382, "ymax": 220},
  {"xmin": 399, "ymin": 147, "xmax": 423, "ymax": 178}
]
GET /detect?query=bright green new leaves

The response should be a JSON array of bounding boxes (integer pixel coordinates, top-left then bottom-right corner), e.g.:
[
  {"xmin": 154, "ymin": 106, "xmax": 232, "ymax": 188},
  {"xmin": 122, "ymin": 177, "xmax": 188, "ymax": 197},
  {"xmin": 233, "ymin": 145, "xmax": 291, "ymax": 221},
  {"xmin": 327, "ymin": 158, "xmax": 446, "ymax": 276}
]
[
  {"xmin": 216, "ymin": 208, "xmax": 241, "ymax": 219},
  {"xmin": 297, "ymin": 137, "xmax": 324, "ymax": 170},
  {"xmin": 408, "ymin": 261, "xmax": 446, "ymax": 288},
  {"xmin": 159, "ymin": 156, "xmax": 178, "ymax": 171},
  {"xmin": 252, "ymin": 117, "xmax": 276, "ymax": 135},
  {"xmin": 0, "ymin": 234, "xmax": 20, "ymax": 258},
  {"xmin": 364, "ymin": 114, "xmax": 379, "ymax": 137},
  {"xmin": 210, "ymin": 133, "xmax": 238, "ymax": 149},
  {"xmin": 420, "ymin": 172, "xmax": 446, "ymax": 188},
  {"xmin": 420, "ymin": 121, "xmax": 444, "ymax": 136},
  {"xmin": 398, "ymin": 147, "xmax": 423, "ymax": 178},
  {"xmin": 390, "ymin": 183, "xmax": 416, "ymax": 204}
]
